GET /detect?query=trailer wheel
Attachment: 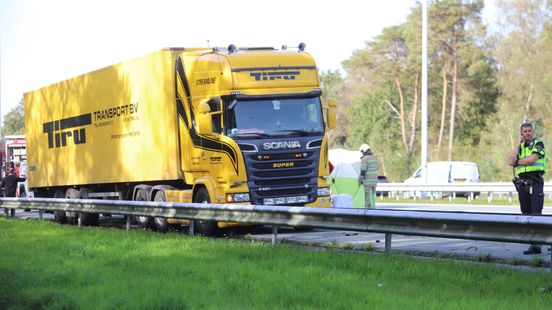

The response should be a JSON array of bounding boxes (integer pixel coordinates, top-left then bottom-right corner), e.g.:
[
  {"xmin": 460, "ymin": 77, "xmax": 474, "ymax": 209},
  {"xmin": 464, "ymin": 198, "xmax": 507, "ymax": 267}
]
[
  {"xmin": 153, "ymin": 191, "xmax": 170, "ymax": 233},
  {"xmin": 53, "ymin": 189, "xmax": 67, "ymax": 224},
  {"xmin": 65, "ymin": 188, "xmax": 79, "ymax": 225},
  {"xmin": 78, "ymin": 188, "xmax": 99, "ymax": 226},
  {"xmin": 194, "ymin": 188, "xmax": 218, "ymax": 236},
  {"xmin": 135, "ymin": 189, "xmax": 153, "ymax": 229}
]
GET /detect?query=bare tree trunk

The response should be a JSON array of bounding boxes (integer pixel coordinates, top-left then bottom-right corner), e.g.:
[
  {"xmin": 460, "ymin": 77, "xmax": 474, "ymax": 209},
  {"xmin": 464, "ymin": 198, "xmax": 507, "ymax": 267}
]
[
  {"xmin": 447, "ymin": 49, "xmax": 458, "ymax": 161},
  {"xmin": 524, "ymin": 85, "xmax": 534, "ymax": 122},
  {"xmin": 395, "ymin": 78, "xmax": 408, "ymax": 152},
  {"xmin": 437, "ymin": 69, "xmax": 448, "ymax": 158},
  {"xmin": 407, "ymin": 70, "xmax": 420, "ymax": 155}
]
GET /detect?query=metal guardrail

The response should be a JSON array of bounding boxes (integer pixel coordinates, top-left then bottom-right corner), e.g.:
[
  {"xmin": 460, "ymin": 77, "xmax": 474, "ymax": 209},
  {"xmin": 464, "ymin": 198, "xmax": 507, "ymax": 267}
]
[
  {"xmin": 376, "ymin": 182, "xmax": 552, "ymax": 203},
  {"xmin": 2, "ymin": 197, "xmax": 552, "ymax": 267}
]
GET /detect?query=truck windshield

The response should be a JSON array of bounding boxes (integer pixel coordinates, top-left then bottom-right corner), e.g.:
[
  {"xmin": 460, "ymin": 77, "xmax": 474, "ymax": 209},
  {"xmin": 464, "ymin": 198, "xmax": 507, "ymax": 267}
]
[{"xmin": 225, "ymin": 97, "xmax": 325, "ymax": 138}]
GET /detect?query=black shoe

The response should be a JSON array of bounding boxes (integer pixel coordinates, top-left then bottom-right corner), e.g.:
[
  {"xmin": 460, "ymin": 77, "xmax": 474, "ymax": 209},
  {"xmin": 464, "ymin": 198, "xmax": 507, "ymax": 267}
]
[{"xmin": 523, "ymin": 247, "xmax": 542, "ymax": 255}]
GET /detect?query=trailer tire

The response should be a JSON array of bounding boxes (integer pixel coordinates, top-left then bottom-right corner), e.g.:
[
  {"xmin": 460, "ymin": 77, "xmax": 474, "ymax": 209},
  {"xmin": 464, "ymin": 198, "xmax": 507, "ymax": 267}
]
[
  {"xmin": 78, "ymin": 188, "xmax": 99, "ymax": 226},
  {"xmin": 53, "ymin": 189, "xmax": 67, "ymax": 224},
  {"xmin": 65, "ymin": 188, "xmax": 79, "ymax": 225},
  {"xmin": 153, "ymin": 191, "xmax": 170, "ymax": 233},
  {"xmin": 194, "ymin": 188, "xmax": 218, "ymax": 236},
  {"xmin": 135, "ymin": 189, "xmax": 153, "ymax": 229}
]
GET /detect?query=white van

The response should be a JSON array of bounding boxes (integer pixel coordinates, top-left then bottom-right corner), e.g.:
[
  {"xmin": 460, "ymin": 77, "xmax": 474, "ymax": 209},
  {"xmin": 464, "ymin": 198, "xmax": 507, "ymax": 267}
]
[
  {"xmin": 405, "ymin": 161, "xmax": 480, "ymax": 198},
  {"xmin": 405, "ymin": 161, "xmax": 480, "ymax": 184}
]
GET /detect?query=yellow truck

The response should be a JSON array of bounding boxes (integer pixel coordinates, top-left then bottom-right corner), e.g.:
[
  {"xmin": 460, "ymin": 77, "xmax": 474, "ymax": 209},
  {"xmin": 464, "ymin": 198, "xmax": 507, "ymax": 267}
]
[{"xmin": 24, "ymin": 45, "xmax": 336, "ymax": 234}]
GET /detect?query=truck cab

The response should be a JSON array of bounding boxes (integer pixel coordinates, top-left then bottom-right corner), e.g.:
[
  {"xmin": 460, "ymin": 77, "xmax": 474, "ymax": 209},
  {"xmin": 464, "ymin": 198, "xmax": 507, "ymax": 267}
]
[{"xmin": 175, "ymin": 45, "xmax": 335, "ymax": 210}]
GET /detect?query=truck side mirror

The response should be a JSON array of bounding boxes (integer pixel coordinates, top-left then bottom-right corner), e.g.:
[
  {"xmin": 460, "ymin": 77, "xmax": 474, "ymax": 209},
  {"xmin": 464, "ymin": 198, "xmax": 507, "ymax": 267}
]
[
  {"xmin": 196, "ymin": 99, "xmax": 213, "ymax": 136},
  {"xmin": 327, "ymin": 98, "xmax": 337, "ymax": 129}
]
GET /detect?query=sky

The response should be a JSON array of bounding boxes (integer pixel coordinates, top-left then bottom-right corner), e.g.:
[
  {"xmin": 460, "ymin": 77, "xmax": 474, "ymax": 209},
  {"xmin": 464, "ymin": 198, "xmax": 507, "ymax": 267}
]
[{"xmin": 0, "ymin": 0, "xmax": 497, "ymax": 124}]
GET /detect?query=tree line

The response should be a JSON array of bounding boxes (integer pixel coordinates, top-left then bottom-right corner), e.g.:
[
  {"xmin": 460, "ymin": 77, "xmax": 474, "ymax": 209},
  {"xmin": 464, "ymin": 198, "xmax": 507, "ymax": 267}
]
[{"xmin": 321, "ymin": 0, "xmax": 552, "ymax": 182}]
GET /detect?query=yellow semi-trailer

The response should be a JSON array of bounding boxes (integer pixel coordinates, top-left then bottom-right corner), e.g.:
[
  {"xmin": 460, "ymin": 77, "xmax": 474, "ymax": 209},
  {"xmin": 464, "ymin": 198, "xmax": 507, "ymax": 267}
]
[{"xmin": 24, "ymin": 45, "xmax": 336, "ymax": 234}]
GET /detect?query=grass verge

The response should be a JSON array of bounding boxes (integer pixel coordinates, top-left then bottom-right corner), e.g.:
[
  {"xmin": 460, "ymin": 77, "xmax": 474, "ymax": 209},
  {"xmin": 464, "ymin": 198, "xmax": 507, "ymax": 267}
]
[{"xmin": 1, "ymin": 218, "xmax": 552, "ymax": 309}]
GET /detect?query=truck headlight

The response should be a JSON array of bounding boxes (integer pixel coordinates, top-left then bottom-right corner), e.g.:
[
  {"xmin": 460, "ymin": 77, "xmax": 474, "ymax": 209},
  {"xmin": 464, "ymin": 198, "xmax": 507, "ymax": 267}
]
[
  {"xmin": 226, "ymin": 193, "xmax": 250, "ymax": 203},
  {"xmin": 317, "ymin": 187, "xmax": 330, "ymax": 197}
]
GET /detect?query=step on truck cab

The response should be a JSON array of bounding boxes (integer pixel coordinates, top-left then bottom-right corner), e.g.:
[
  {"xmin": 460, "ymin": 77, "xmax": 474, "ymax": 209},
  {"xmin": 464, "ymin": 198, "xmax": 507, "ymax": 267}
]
[{"xmin": 24, "ymin": 44, "xmax": 336, "ymax": 234}]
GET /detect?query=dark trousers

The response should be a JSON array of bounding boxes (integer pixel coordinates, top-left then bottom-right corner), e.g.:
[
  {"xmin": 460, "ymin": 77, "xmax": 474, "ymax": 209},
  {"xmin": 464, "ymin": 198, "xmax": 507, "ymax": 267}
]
[
  {"xmin": 518, "ymin": 182, "xmax": 544, "ymax": 215},
  {"xmin": 3, "ymin": 193, "xmax": 16, "ymax": 218},
  {"xmin": 518, "ymin": 181, "xmax": 544, "ymax": 249}
]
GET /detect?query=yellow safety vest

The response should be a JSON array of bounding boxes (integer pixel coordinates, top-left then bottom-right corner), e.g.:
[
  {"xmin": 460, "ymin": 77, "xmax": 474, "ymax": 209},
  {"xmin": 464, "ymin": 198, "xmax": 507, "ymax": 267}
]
[{"xmin": 516, "ymin": 139, "xmax": 546, "ymax": 175}]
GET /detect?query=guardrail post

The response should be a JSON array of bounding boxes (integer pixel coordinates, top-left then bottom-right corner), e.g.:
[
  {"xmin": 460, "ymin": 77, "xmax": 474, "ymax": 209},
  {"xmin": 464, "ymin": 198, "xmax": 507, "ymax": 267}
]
[
  {"xmin": 77, "ymin": 215, "xmax": 82, "ymax": 227},
  {"xmin": 385, "ymin": 233, "xmax": 392, "ymax": 255},
  {"xmin": 39, "ymin": 210, "xmax": 43, "ymax": 220},
  {"xmin": 487, "ymin": 192, "xmax": 492, "ymax": 204},
  {"xmin": 189, "ymin": 220, "xmax": 195, "ymax": 236},
  {"xmin": 272, "ymin": 225, "xmax": 278, "ymax": 246},
  {"xmin": 126, "ymin": 216, "xmax": 131, "ymax": 231},
  {"xmin": 509, "ymin": 192, "xmax": 512, "ymax": 204}
]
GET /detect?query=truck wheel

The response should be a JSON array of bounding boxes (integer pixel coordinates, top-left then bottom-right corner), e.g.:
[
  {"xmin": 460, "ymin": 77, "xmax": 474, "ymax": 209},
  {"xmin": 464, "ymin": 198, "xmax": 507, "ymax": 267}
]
[
  {"xmin": 153, "ymin": 191, "xmax": 170, "ymax": 233},
  {"xmin": 135, "ymin": 189, "xmax": 153, "ymax": 229},
  {"xmin": 53, "ymin": 189, "xmax": 67, "ymax": 224},
  {"xmin": 78, "ymin": 188, "xmax": 99, "ymax": 226},
  {"xmin": 194, "ymin": 188, "xmax": 218, "ymax": 236},
  {"xmin": 65, "ymin": 188, "xmax": 79, "ymax": 225}
]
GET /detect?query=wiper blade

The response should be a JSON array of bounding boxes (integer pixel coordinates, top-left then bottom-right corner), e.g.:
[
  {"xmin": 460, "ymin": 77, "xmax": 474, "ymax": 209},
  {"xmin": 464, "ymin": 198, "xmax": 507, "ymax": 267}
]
[
  {"xmin": 237, "ymin": 132, "xmax": 271, "ymax": 138},
  {"xmin": 229, "ymin": 128, "xmax": 271, "ymax": 138},
  {"xmin": 273, "ymin": 129, "xmax": 318, "ymax": 136}
]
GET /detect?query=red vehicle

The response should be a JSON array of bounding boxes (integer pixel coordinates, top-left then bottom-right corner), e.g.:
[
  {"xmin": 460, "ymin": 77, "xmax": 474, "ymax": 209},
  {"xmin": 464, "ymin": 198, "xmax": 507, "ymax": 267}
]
[{"xmin": 3, "ymin": 135, "xmax": 26, "ymax": 178}]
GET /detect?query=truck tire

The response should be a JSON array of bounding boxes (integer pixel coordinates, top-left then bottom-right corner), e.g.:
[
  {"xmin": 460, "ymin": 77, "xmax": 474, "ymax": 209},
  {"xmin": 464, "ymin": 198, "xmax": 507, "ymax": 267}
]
[
  {"xmin": 53, "ymin": 189, "xmax": 67, "ymax": 224},
  {"xmin": 65, "ymin": 188, "xmax": 79, "ymax": 225},
  {"xmin": 135, "ymin": 189, "xmax": 153, "ymax": 229},
  {"xmin": 153, "ymin": 191, "xmax": 170, "ymax": 233},
  {"xmin": 78, "ymin": 188, "xmax": 99, "ymax": 226},
  {"xmin": 194, "ymin": 187, "xmax": 218, "ymax": 236}
]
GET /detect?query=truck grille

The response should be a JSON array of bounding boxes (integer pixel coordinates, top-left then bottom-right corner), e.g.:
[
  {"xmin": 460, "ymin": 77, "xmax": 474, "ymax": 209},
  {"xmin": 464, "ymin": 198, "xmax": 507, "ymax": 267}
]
[{"xmin": 243, "ymin": 150, "xmax": 320, "ymax": 205}]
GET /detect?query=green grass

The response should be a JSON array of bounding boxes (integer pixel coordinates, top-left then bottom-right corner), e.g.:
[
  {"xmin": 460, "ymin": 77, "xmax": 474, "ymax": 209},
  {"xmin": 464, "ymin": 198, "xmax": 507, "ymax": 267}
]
[{"xmin": 1, "ymin": 218, "xmax": 552, "ymax": 309}]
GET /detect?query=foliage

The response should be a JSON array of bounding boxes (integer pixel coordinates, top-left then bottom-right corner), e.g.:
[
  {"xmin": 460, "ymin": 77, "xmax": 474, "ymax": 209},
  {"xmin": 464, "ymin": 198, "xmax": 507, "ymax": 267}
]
[
  {"xmin": 479, "ymin": 0, "xmax": 552, "ymax": 181},
  {"xmin": 334, "ymin": 1, "xmax": 499, "ymax": 181},
  {"xmin": 328, "ymin": 0, "xmax": 552, "ymax": 182},
  {"xmin": 2, "ymin": 98, "xmax": 25, "ymax": 138}
]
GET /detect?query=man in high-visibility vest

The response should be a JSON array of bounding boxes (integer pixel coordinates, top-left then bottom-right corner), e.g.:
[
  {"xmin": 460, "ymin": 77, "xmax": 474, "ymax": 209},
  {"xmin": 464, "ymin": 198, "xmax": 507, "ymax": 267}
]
[
  {"xmin": 508, "ymin": 122, "xmax": 546, "ymax": 255},
  {"xmin": 358, "ymin": 144, "xmax": 378, "ymax": 208}
]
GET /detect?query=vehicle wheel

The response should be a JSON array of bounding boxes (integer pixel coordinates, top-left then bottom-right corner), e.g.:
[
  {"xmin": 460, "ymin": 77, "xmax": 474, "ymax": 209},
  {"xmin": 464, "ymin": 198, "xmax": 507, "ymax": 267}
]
[
  {"xmin": 153, "ymin": 191, "xmax": 170, "ymax": 233},
  {"xmin": 194, "ymin": 187, "xmax": 218, "ymax": 236},
  {"xmin": 78, "ymin": 188, "xmax": 99, "ymax": 226},
  {"xmin": 134, "ymin": 188, "xmax": 153, "ymax": 229},
  {"xmin": 65, "ymin": 188, "xmax": 79, "ymax": 225},
  {"xmin": 53, "ymin": 189, "xmax": 67, "ymax": 224}
]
